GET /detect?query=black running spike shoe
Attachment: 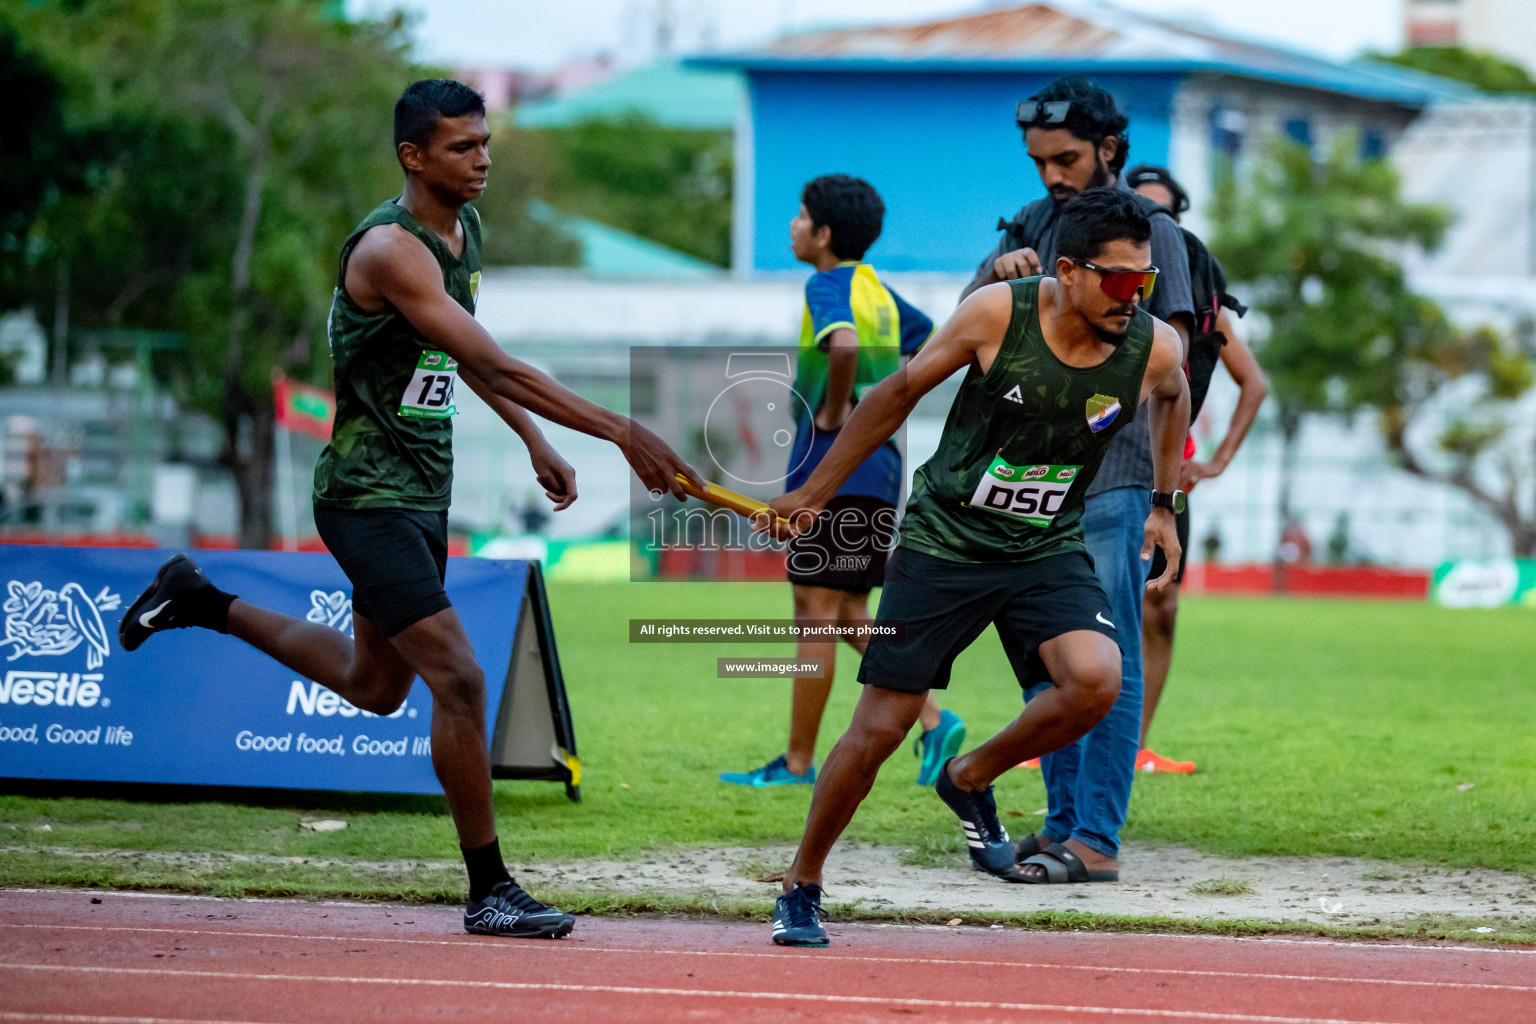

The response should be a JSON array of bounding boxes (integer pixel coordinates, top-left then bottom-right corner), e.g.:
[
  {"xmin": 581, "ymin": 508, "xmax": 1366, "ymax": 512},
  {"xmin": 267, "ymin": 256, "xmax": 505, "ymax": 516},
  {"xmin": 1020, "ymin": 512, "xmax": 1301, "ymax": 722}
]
[
  {"xmin": 934, "ymin": 757, "xmax": 1028, "ymax": 882},
  {"xmin": 771, "ymin": 882, "xmax": 829, "ymax": 947},
  {"xmin": 464, "ymin": 881, "xmax": 575, "ymax": 938},
  {"xmin": 118, "ymin": 553, "xmax": 222, "ymax": 652}
]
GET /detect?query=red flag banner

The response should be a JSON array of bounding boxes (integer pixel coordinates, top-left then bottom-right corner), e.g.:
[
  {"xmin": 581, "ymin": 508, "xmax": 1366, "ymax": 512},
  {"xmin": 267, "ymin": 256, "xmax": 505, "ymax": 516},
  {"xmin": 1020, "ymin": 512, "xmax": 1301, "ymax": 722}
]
[{"xmin": 274, "ymin": 376, "xmax": 336, "ymax": 441}]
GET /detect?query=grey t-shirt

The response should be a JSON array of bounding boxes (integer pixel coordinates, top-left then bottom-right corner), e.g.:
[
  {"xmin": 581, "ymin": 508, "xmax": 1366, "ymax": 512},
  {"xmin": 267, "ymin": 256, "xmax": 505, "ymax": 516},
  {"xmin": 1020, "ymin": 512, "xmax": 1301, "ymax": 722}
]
[{"xmin": 964, "ymin": 177, "xmax": 1193, "ymax": 495}]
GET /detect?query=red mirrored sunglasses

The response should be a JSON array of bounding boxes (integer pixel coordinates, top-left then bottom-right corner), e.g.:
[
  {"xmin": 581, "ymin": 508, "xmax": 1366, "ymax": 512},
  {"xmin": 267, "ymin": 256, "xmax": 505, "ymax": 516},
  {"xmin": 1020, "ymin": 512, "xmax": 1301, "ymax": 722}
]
[{"xmin": 1068, "ymin": 258, "xmax": 1158, "ymax": 302}]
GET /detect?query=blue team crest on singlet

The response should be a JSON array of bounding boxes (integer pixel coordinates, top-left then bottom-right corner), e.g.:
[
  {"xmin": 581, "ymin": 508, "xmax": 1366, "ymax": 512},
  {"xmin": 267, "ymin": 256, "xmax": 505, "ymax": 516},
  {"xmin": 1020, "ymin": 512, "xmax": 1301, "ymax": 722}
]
[{"xmin": 1085, "ymin": 394, "xmax": 1121, "ymax": 433}]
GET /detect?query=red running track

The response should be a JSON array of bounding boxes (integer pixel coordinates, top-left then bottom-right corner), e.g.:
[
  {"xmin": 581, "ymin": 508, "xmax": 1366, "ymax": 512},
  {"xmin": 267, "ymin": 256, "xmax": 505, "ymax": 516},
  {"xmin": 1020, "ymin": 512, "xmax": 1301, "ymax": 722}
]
[{"xmin": 1, "ymin": 888, "xmax": 1533, "ymax": 1023}]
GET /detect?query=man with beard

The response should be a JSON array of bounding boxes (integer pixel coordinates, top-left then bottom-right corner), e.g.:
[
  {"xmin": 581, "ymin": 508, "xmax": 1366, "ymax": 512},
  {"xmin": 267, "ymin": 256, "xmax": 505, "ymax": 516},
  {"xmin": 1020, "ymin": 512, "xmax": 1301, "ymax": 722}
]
[
  {"xmin": 763, "ymin": 189, "xmax": 1188, "ymax": 945},
  {"xmin": 962, "ymin": 76, "xmax": 1195, "ymax": 885}
]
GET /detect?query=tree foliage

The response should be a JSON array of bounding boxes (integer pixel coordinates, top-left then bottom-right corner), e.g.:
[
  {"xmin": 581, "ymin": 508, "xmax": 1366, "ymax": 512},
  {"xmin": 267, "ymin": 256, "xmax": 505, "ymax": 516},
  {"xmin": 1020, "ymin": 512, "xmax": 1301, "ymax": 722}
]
[
  {"xmin": 0, "ymin": 12, "xmax": 104, "ymax": 308},
  {"xmin": 1375, "ymin": 46, "xmax": 1536, "ymax": 95},
  {"xmin": 1212, "ymin": 138, "xmax": 1450, "ymax": 422},
  {"xmin": 472, "ymin": 124, "xmax": 581, "ymax": 267},
  {"xmin": 533, "ymin": 114, "xmax": 732, "ymax": 266},
  {"xmin": 1213, "ymin": 136, "xmax": 1536, "ymax": 554},
  {"xmin": 1, "ymin": 0, "xmax": 561, "ymax": 547}
]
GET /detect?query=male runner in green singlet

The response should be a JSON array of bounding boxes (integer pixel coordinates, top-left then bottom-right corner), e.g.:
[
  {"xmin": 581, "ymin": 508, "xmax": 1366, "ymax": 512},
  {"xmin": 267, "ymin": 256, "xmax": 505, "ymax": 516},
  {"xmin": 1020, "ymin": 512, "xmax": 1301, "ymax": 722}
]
[
  {"xmin": 117, "ymin": 80, "xmax": 699, "ymax": 939},
  {"xmin": 762, "ymin": 189, "xmax": 1189, "ymax": 947}
]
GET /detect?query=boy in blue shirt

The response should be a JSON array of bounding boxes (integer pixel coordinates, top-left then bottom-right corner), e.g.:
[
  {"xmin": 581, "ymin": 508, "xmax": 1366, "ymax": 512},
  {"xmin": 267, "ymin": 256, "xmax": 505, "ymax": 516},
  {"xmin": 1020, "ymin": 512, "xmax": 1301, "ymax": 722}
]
[{"xmin": 721, "ymin": 174, "xmax": 965, "ymax": 788}]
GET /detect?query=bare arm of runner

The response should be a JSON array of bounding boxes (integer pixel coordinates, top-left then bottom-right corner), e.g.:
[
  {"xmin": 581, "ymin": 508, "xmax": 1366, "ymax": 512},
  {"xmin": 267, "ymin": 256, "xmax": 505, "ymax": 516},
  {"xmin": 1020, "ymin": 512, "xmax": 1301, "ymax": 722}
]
[
  {"xmin": 1140, "ymin": 317, "xmax": 1192, "ymax": 591},
  {"xmin": 1180, "ymin": 308, "xmax": 1267, "ymax": 494},
  {"xmin": 814, "ymin": 327, "xmax": 859, "ymax": 431},
  {"xmin": 346, "ymin": 224, "xmax": 701, "ymax": 500},
  {"xmin": 764, "ymin": 283, "xmax": 1015, "ymax": 536},
  {"xmin": 459, "ymin": 366, "xmax": 577, "ymax": 511}
]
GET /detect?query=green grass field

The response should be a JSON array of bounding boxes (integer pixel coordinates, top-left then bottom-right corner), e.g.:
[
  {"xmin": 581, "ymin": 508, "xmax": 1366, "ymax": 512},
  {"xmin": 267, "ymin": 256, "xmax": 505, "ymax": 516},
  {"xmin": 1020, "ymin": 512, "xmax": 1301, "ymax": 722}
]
[{"xmin": 4, "ymin": 584, "xmax": 1535, "ymax": 891}]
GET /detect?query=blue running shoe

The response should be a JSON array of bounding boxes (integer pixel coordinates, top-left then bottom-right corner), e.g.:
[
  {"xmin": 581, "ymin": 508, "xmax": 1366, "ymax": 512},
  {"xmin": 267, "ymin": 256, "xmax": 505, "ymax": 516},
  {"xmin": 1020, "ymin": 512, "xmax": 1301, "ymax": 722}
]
[
  {"xmin": 934, "ymin": 757, "xmax": 1028, "ymax": 882},
  {"xmin": 771, "ymin": 883, "xmax": 829, "ymax": 946},
  {"xmin": 914, "ymin": 709, "xmax": 966, "ymax": 786},
  {"xmin": 720, "ymin": 754, "xmax": 815, "ymax": 787}
]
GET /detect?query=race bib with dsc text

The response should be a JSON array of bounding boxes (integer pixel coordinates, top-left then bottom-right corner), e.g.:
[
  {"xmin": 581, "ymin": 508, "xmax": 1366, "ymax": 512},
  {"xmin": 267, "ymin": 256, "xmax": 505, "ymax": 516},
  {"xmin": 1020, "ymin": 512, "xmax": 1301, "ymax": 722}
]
[
  {"xmin": 399, "ymin": 350, "xmax": 458, "ymax": 419},
  {"xmin": 968, "ymin": 456, "xmax": 1080, "ymax": 527}
]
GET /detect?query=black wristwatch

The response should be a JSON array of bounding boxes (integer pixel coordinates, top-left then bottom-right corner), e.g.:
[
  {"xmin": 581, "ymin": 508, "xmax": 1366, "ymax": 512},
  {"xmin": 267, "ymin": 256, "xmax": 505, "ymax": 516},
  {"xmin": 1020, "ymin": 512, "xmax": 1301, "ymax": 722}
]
[{"xmin": 1151, "ymin": 489, "xmax": 1187, "ymax": 514}]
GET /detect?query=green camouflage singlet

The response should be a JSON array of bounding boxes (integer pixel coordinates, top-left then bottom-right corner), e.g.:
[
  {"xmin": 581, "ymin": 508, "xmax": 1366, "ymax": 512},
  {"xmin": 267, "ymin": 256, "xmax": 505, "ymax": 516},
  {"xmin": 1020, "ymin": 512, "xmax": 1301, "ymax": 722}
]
[
  {"xmin": 898, "ymin": 277, "xmax": 1153, "ymax": 563},
  {"xmin": 312, "ymin": 199, "xmax": 482, "ymax": 511}
]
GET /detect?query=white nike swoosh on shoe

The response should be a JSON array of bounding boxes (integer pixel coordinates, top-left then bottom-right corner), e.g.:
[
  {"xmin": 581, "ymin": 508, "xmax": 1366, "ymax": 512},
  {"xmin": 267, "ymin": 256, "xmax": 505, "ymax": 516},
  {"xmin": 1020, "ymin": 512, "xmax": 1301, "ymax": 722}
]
[
  {"xmin": 1096, "ymin": 612, "xmax": 1115, "ymax": 629},
  {"xmin": 139, "ymin": 600, "xmax": 173, "ymax": 628}
]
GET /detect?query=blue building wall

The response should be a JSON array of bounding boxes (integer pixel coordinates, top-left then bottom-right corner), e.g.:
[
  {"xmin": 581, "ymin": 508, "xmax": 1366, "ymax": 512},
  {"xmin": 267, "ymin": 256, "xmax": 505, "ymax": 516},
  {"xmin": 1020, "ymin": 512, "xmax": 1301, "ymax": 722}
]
[{"xmin": 747, "ymin": 70, "xmax": 1181, "ymax": 274}]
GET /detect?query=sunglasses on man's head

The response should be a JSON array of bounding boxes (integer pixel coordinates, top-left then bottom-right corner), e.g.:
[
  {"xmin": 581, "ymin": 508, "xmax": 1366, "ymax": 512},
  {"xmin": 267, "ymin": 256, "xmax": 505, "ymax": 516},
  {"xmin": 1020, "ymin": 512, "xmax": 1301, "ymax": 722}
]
[
  {"xmin": 1067, "ymin": 258, "xmax": 1159, "ymax": 302},
  {"xmin": 1016, "ymin": 99, "xmax": 1072, "ymax": 128}
]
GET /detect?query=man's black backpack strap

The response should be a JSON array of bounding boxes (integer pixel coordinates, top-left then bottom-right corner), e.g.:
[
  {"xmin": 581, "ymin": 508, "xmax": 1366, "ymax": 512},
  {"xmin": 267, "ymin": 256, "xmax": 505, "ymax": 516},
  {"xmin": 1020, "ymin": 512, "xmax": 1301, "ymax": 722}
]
[
  {"xmin": 994, "ymin": 197, "xmax": 1059, "ymax": 257},
  {"xmin": 1179, "ymin": 225, "xmax": 1245, "ymax": 421}
]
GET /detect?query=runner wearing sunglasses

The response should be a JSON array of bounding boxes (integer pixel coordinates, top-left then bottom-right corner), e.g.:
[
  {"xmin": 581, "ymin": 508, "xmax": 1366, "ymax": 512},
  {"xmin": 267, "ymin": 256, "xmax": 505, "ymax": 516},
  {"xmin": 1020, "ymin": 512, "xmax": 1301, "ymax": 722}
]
[
  {"xmin": 960, "ymin": 75, "xmax": 1198, "ymax": 886},
  {"xmin": 759, "ymin": 188, "xmax": 1189, "ymax": 946}
]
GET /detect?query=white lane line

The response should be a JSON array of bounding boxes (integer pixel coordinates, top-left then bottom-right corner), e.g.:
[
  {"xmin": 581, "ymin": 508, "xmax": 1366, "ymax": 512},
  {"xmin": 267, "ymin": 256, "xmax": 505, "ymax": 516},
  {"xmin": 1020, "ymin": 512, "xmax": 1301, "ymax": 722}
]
[
  {"xmin": 7, "ymin": 892, "xmax": 1534, "ymax": 965},
  {"xmin": 0, "ymin": 963, "xmax": 1411, "ymax": 1024},
  {"xmin": 4, "ymin": 923, "xmax": 1531, "ymax": 994},
  {"xmin": 4, "ymin": 889, "xmax": 1533, "ymax": 956},
  {"xmin": 1, "ymin": 1014, "xmax": 283, "ymax": 1024}
]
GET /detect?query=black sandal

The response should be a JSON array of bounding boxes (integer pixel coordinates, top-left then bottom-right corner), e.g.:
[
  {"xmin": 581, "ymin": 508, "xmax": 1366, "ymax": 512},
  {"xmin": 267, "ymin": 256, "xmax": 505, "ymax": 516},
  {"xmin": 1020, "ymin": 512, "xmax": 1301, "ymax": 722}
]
[
  {"xmin": 1017, "ymin": 842, "xmax": 1119, "ymax": 884},
  {"xmin": 1010, "ymin": 833, "xmax": 1057, "ymax": 862}
]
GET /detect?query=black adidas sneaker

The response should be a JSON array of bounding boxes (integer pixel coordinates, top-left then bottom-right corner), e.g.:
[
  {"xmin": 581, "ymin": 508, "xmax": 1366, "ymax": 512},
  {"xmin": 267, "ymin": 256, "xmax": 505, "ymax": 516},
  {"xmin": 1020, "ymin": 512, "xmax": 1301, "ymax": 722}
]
[
  {"xmin": 770, "ymin": 882, "xmax": 829, "ymax": 947},
  {"xmin": 464, "ymin": 881, "xmax": 575, "ymax": 939},
  {"xmin": 934, "ymin": 757, "xmax": 1028, "ymax": 882},
  {"xmin": 118, "ymin": 553, "xmax": 228, "ymax": 652}
]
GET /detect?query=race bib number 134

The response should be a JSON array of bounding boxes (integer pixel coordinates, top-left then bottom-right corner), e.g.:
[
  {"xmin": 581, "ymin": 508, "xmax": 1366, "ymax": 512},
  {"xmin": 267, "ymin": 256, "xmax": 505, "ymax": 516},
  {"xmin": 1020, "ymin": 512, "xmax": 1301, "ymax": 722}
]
[
  {"xmin": 399, "ymin": 350, "xmax": 458, "ymax": 419},
  {"xmin": 968, "ymin": 456, "xmax": 1080, "ymax": 528}
]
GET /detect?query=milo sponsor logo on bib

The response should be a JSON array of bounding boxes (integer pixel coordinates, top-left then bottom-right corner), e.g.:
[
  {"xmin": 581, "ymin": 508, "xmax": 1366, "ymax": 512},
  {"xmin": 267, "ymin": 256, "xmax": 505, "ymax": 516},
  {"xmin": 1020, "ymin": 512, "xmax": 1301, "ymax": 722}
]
[
  {"xmin": 968, "ymin": 455, "xmax": 1081, "ymax": 528},
  {"xmin": 399, "ymin": 350, "xmax": 458, "ymax": 419}
]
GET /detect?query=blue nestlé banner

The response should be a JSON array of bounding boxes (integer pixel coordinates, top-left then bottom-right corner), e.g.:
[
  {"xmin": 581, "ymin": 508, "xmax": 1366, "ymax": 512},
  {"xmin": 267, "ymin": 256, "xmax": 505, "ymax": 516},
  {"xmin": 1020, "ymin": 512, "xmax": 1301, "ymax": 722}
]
[{"xmin": 0, "ymin": 545, "xmax": 541, "ymax": 795}]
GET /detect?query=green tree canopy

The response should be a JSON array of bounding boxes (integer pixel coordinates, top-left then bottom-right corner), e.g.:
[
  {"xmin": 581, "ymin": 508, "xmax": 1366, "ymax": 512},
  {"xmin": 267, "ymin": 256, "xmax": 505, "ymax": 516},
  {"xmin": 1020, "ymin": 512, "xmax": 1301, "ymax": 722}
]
[
  {"xmin": 531, "ymin": 114, "xmax": 733, "ymax": 267},
  {"xmin": 1375, "ymin": 46, "xmax": 1536, "ymax": 95},
  {"xmin": 3, "ymin": 0, "xmax": 571, "ymax": 546},
  {"xmin": 1214, "ymin": 137, "xmax": 1536, "ymax": 555}
]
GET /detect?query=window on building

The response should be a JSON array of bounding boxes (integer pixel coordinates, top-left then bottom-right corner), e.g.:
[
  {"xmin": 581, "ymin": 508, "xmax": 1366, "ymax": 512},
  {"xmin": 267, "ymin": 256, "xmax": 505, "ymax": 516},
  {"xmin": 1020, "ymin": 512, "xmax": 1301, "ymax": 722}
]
[
  {"xmin": 1361, "ymin": 125, "xmax": 1385, "ymax": 162},
  {"xmin": 1283, "ymin": 118, "xmax": 1312, "ymax": 147},
  {"xmin": 1210, "ymin": 107, "xmax": 1245, "ymax": 158}
]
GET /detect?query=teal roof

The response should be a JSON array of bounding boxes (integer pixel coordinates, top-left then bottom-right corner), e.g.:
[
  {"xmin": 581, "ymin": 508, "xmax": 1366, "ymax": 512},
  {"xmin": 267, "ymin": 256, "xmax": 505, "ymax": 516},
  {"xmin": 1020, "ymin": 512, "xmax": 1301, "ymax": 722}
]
[
  {"xmin": 527, "ymin": 201, "xmax": 722, "ymax": 278},
  {"xmin": 516, "ymin": 60, "xmax": 743, "ymax": 130}
]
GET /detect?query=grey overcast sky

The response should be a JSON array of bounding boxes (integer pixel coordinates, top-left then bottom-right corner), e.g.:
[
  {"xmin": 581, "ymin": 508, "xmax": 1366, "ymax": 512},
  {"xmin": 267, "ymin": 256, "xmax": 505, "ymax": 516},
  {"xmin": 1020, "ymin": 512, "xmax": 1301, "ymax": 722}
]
[{"xmin": 350, "ymin": 0, "xmax": 1404, "ymax": 70}]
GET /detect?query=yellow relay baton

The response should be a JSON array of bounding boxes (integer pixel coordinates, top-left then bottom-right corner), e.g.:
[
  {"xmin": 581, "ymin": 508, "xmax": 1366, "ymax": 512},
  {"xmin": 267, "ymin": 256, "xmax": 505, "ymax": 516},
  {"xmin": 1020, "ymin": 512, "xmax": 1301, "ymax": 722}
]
[{"xmin": 675, "ymin": 473, "xmax": 792, "ymax": 531}]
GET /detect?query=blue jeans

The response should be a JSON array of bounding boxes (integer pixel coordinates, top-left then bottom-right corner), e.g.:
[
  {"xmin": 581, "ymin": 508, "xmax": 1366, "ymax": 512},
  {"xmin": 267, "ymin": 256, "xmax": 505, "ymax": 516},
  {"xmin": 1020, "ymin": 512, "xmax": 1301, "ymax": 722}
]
[{"xmin": 1028, "ymin": 486, "xmax": 1149, "ymax": 859}]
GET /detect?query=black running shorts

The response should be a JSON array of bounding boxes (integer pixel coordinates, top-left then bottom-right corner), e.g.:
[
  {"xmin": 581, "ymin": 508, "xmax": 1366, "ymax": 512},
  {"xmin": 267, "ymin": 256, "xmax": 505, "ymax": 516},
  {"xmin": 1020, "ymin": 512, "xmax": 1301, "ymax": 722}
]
[
  {"xmin": 313, "ymin": 505, "xmax": 451, "ymax": 636},
  {"xmin": 1146, "ymin": 505, "xmax": 1191, "ymax": 585},
  {"xmin": 785, "ymin": 495, "xmax": 897, "ymax": 594},
  {"xmin": 857, "ymin": 546, "xmax": 1117, "ymax": 693}
]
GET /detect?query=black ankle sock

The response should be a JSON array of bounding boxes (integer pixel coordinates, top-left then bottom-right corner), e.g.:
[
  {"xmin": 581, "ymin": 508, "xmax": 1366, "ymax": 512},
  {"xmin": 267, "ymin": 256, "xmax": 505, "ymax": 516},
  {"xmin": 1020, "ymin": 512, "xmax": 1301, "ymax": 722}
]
[
  {"xmin": 462, "ymin": 837, "xmax": 514, "ymax": 902},
  {"xmin": 190, "ymin": 587, "xmax": 238, "ymax": 633}
]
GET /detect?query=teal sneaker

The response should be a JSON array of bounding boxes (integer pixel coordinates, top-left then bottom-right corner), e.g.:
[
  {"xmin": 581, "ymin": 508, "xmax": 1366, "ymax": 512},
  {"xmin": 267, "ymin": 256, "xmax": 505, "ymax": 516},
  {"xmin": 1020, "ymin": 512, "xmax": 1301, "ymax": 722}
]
[
  {"xmin": 914, "ymin": 709, "xmax": 966, "ymax": 786},
  {"xmin": 720, "ymin": 754, "xmax": 815, "ymax": 787}
]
